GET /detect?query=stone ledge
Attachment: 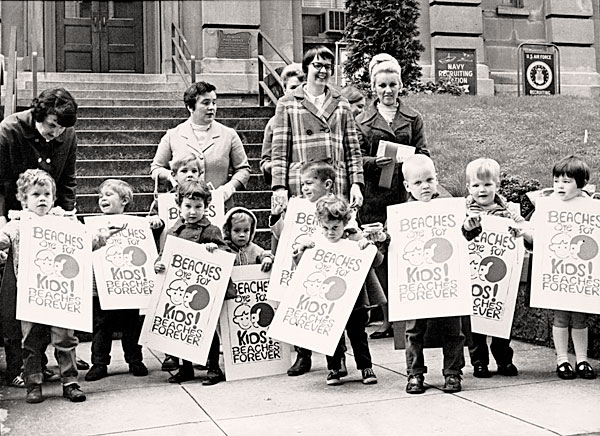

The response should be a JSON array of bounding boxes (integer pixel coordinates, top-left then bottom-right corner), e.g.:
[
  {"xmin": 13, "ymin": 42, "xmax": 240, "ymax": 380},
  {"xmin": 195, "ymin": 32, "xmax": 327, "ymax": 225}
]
[
  {"xmin": 547, "ymin": 18, "xmax": 595, "ymax": 45},
  {"xmin": 496, "ymin": 5, "xmax": 530, "ymax": 17},
  {"xmin": 545, "ymin": 0, "xmax": 593, "ymax": 17},
  {"xmin": 430, "ymin": 5, "xmax": 483, "ymax": 35}
]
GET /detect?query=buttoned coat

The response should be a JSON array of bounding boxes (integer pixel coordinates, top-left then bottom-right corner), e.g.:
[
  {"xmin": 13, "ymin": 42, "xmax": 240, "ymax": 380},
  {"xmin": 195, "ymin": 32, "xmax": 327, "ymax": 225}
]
[
  {"xmin": 356, "ymin": 100, "xmax": 429, "ymax": 225},
  {"xmin": 270, "ymin": 84, "xmax": 364, "ymax": 199},
  {"xmin": 150, "ymin": 119, "xmax": 250, "ymax": 191}
]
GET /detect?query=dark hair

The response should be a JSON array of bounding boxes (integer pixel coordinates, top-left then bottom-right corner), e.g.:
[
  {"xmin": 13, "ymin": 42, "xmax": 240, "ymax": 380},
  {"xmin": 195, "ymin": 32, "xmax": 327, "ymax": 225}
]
[
  {"xmin": 302, "ymin": 46, "xmax": 335, "ymax": 74},
  {"xmin": 31, "ymin": 88, "xmax": 78, "ymax": 127},
  {"xmin": 175, "ymin": 180, "xmax": 212, "ymax": 206},
  {"xmin": 300, "ymin": 161, "xmax": 336, "ymax": 184},
  {"xmin": 552, "ymin": 155, "xmax": 590, "ymax": 188},
  {"xmin": 315, "ymin": 195, "xmax": 351, "ymax": 225},
  {"xmin": 340, "ymin": 86, "xmax": 364, "ymax": 104},
  {"xmin": 183, "ymin": 81, "xmax": 217, "ymax": 111}
]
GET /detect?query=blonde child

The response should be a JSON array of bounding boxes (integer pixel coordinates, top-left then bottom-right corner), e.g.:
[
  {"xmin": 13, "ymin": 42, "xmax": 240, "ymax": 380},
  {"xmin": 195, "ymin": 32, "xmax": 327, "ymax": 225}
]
[
  {"xmin": 154, "ymin": 180, "xmax": 228, "ymax": 385},
  {"xmin": 85, "ymin": 179, "xmax": 158, "ymax": 381},
  {"xmin": 462, "ymin": 158, "xmax": 525, "ymax": 378},
  {"xmin": 293, "ymin": 195, "xmax": 387, "ymax": 386},
  {"xmin": 223, "ymin": 207, "xmax": 273, "ymax": 271},
  {"xmin": 516, "ymin": 155, "xmax": 595, "ymax": 380},
  {"xmin": 402, "ymin": 155, "xmax": 466, "ymax": 394},
  {"xmin": 0, "ymin": 169, "xmax": 115, "ymax": 403}
]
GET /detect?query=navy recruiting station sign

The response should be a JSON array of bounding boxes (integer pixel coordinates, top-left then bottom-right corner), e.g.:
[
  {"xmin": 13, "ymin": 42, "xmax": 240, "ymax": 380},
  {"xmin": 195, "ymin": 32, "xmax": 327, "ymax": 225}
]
[
  {"xmin": 524, "ymin": 51, "xmax": 556, "ymax": 96},
  {"xmin": 435, "ymin": 48, "xmax": 477, "ymax": 95}
]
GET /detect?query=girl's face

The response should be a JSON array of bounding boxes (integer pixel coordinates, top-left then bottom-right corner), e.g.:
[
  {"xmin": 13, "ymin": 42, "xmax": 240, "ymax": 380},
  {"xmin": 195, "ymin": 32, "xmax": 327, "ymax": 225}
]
[
  {"xmin": 25, "ymin": 183, "xmax": 55, "ymax": 216},
  {"xmin": 307, "ymin": 55, "xmax": 332, "ymax": 88},
  {"xmin": 180, "ymin": 197, "xmax": 206, "ymax": 224},
  {"xmin": 373, "ymin": 72, "xmax": 401, "ymax": 106},
  {"xmin": 350, "ymin": 98, "xmax": 366, "ymax": 117},
  {"xmin": 189, "ymin": 91, "xmax": 217, "ymax": 125},
  {"xmin": 99, "ymin": 187, "xmax": 127, "ymax": 214},
  {"xmin": 230, "ymin": 216, "xmax": 252, "ymax": 248},
  {"xmin": 174, "ymin": 163, "xmax": 202, "ymax": 185},
  {"xmin": 553, "ymin": 174, "xmax": 580, "ymax": 201},
  {"xmin": 320, "ymin": 218, "xmax": 345, "ymax": 243},
  {"xmin": 467, "ymin": 176, "xmax": 498, "ymax": 208}
]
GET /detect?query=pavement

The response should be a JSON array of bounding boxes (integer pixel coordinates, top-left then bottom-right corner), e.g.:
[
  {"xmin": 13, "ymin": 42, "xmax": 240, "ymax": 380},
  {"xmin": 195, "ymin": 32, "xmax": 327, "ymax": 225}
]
[{"xmin": 1, "ymin": 324, "xmax": 599, "ymax": 436}]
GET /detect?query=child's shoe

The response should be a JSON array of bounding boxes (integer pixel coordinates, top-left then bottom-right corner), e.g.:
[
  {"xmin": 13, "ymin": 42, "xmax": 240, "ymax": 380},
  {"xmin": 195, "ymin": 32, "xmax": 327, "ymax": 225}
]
[
  {"xmin": 575, "ymin": 361, "xmax": 596, "ymax": 379},
  {"xmin": 287, "ymin": 355, "xmax": 311, "ymax": 376},
  {"xmin": 161, "ymin": 355, "xmax": 179, "ymax": 371},
  {"xmin": 43, "ymin": 367, "xmax": 60, "ymax": 382},
  {"xmin": 11, "ymin": 372, "xmax": 25, "ymax": 388},
  {"xmin": 405, "ymin": 374, "xmax": 425, "ymax": 394},
  {"xmin": 338, "ymin": 355, "xmax": 348, "ymax": 378},
  {"xmin": 326, "ymin": 370, "xmax": 343, "ymax": 386},
  {"xmin": 202, "ymin": 367, "xmax": 225, "ymax": 386},
  {"xmin": 63, "ymin": 383, "xmax": 86, "ymax": 402},
  {"xmin": 76, "ymin": 358, "xmax": 90, "ymax": 370},
  {"xmin": 442, "ymin": 374, "xmax": 462, "ymax": 393},
  {"xmin": 85, "ymin": 364, "xmax": 108, "ymax": 381},
  {"xmin": 497, "ymin": 363, "xmax": 519, "ymax": 377},
  {"xmin": 473, "ymin": 364, "xmax": 492, "ymax": 378},
  {"xmin": 129, "ymin": 361, "xmax": 149, "ymax": 377},
  {"xmin": 26, "ymin": 384, "xmax": 43, "ymax": 403},
  {"xmin": 556, "ymin": 362, "xmax": 576, "ymax": 380},
  {"xmin": 361, "ymin": 368, "xmax": 377, "ymax": 385},
  {"xmin": 168, "ymin": 368, "xmax": 194, "ymax": 383}
]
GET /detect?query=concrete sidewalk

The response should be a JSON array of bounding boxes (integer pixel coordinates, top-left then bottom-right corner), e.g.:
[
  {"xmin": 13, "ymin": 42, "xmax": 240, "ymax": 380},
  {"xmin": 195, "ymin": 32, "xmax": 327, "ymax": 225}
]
[{"xmin": 1, "ymin": 326, "xmax": 599, "ymax": 436}]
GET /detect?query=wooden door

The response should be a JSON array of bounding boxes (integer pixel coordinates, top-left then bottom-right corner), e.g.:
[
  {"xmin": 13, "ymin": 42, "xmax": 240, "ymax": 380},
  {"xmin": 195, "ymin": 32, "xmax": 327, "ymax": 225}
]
[{"xmin": 56, "ymin": 1, "xmax": 143, "ymax": 73}]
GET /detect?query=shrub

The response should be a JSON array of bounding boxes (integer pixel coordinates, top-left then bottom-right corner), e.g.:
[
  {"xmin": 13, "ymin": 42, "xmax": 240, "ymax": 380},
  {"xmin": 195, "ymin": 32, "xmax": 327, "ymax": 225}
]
[
  {"xmin": 402, "ymin": 77, "xmax": 465, "ymax": 96},
  {"xmin": 498, "ymin": 171, "xmax": 542, "ymax": 218}
]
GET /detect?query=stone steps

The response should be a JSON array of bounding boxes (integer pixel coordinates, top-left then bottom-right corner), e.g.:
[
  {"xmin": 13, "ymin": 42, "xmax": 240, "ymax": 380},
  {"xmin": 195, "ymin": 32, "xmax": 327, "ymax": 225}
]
[
  {"xmin": 76, "ymin": 129, "xmax": 265, "ymax": 144},
  {"xmin": 77, "ymin": 117, "xmax": 270, "ymax": 131},
  {"xmin": 76, "ymin": 106, "xmax": 274, "ymax": 119},
  {"xmin": 77, "ymin": 143, "xmax": 263, "ymax": 159}
]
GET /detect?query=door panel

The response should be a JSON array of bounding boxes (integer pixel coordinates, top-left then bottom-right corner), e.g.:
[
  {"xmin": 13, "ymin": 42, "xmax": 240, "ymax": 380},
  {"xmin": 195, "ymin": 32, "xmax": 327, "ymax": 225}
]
[
  {"xmin": 56, "ymin": 1, "xmax": 100, "ymax": 72},
  {"xmin": 100, "ymin": 1, "xmax": 144, "ymax": 72}
]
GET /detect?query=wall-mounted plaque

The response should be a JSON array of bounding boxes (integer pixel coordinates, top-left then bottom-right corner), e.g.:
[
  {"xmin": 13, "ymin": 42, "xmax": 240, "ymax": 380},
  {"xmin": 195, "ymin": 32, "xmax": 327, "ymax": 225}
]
[{"xmin": 217, "ymin": 31, "xmax": 251, "ymax": 59}]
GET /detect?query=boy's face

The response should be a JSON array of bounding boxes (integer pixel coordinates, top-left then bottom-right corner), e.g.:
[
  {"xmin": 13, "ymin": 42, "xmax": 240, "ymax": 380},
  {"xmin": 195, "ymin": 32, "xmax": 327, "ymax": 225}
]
[
  {"xmin": 467, "ymin": 176, "xmax": 498, "ymax": 208},
  {"xmin": 180, "ymin": 197, "xmax": 205, "ymax": 224},
  {"xmin": 301, "ymin": 171, "xmax": 332, "ymax": 202},
  {"xmin": 403, "ymin": 165, "xmax": 438, "ymax": 202},
  {"xmin": 25, "ymin": 183, "xmax": 55, "ymax": 216},
  {"xmin": 173, "ymin": 163, "xmax": 202, "ymax": 185},
  {"xmin": 553, "ymin": 174, "xmax": 580, "ymax": 202},
  {"xmin": 230, "ymin": 217, "xmax": 252, "ymax": 248},
  {"xmin": 320, "ymin": 218, "xmax": 345, "ymax": 243},
  {"xmin": 99, "ymin": 186, "xmax": 128, "ymax": 214}
]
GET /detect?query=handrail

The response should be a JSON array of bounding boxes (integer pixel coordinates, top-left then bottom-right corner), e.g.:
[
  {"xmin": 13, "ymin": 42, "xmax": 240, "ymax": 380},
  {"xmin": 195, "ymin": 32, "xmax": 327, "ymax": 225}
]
[
  {"xmin": 257, "ymin": 31, "xmax": 291, "ymax": 106},
  {"xmin": 32, "ymin": 51, "xmax": 38, "ymax": 100},
  {"xmin": 171, "ymin": 23, "xmax": 196, "ymax": 87},
  {"xmin": 4, "ymin": 26, "xmax": 18, "ymax": 118}
]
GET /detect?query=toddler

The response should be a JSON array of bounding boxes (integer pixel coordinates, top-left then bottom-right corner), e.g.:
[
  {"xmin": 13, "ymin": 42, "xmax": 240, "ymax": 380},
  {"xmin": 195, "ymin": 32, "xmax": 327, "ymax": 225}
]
[{"xmin": 223, "ymin": 207, "xmax": 274, "ymax": 271}]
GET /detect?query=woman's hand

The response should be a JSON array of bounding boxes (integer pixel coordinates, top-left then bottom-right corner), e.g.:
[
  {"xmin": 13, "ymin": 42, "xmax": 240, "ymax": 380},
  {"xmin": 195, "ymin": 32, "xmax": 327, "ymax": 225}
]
[
  {"xmin": 375, "ymin": 156, "xmax": 394, "ymax": 168},
  {"xmin": 349, "ymin": 184, "xmax": 363, "ymax": 209},
  {"xmin": 358, "ymin": 238, "xmax": 373, "ymax": 250},
  {"xmin": 204, "ymin": 243, "xmax": 218, "ymax": 253},
  {"xmin": 218, "ymin": 183, "xmax": 237, "ymax": 202}
]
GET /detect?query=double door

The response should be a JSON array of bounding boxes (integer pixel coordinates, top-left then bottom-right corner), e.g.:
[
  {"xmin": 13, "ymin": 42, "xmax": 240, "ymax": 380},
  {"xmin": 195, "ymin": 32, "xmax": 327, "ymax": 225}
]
[{"xmin": 56, "ymin": 1, "xmax": 143, "ymax": 73}]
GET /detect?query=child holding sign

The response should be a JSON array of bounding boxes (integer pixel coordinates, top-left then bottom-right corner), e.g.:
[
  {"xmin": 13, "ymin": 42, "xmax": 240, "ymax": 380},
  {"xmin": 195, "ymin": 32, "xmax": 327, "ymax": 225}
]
[
  {"xmin": 85, "ymin": 179, "xmax": 158, "ymax": 382},
  {"xmin": 462, "ymin": 158, "xmax": 525, "ymax": 378},
  {"xmin": 223, "ymin": 207, "xmax": 274, "ymax": 271},
  {"xmin": 401, "ymin": 155, "xmax": 466, "ymax": 394},
  {"xmin": 517, "ymin": 155, "xmax": 596, "ymax": 380},
  {"xmin": 0, "ymin": 170, "xmax": 116, "ymax": 403},
  {"xmin": 154, "ymin": 180, "xmax": 229, "ymax": 385},
  {"xmin": 293, "ymin": 196, "xmax": 387, "ymax": 386}
]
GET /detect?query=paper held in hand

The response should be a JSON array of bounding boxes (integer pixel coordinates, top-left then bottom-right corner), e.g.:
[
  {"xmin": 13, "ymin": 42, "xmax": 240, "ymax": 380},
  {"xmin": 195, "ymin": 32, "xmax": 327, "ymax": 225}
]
[{"xmin": 376, "ymin": 140, "xmax": 415, "ymax": 189}]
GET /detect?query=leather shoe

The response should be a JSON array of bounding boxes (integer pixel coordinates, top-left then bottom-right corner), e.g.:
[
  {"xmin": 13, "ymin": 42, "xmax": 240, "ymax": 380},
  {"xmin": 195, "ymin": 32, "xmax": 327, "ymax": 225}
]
[
  {"xmin": 369, "ymin": 327, "xmax": 393, "ymax": 339},
  {"xmin": 202, "ymin": 368, "xmax": 225, "ymax": 386},
  {"xmin": 287, "ymin": 355, "xmax": 311, "ymax": 376},
  {"xmin": 63, "ymin": 383, "xmax": 86, "ymax": 402},
  {"xmin": 497, "ymin": 363, "xmax": 519, "ymax": 377},
  {"xmin": 556, "ymin": 362, "xmax": 576, "ymax": 380},
  {"xmin": 129, "ymin": 361, "xmax": 148, "ymax": 377},
  {"xmin": 473, "ymin": 364, "xmax": 492, "ymax": 378},
  {"xmin": 161, "ymin": 355, "xmax": 180, "ymax": 371},
  {"xmin": 26, "ymin": 384, "xmax": 44, "ymax": 404},
  {"xmin": 85, "ymin": 364, "xmax": 108, "ymax": 382},
  {"xmin": 339, "ymin": 355, "xmax": 348, "ymax": 378},
  {"xmin": 168, "ymin": 369, "xmax": 194, "ymax": 383},
  {"xmin": 76, "ymin": 358, "xmax": 90, "ymax": 371},
  {"xmin": 576, "ymin": 361, "xmax": 596, "ymax": 379}
]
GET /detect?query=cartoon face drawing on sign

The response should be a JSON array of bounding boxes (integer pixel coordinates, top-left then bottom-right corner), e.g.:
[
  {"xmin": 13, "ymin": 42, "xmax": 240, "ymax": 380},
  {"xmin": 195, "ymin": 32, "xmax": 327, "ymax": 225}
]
[
  {"xmin": 424, "ymin": 238, "xmax": 453, "ymax": 263},
  {"xmin": 477, "ymin": 256, "xmax": 507, "ymax": 283},
  {"xmin": 105, "ymin": 245, "xmax": 126, "ymax": 267},
  {"xmin": 53, "ymin": 254, "xmax": 80, "ymax": 279},
  {"xmin": 549, "ymin": 233, "xmax": 571, "ymax": 259},
  {"xmin": 570, "ymin": 235, "xmax": 599, "ymax": 261},
  {"xmin": 304, "ymin": 271, "xmax": 326, "ymax": 297},
  {"xmin": 233, "ymin": 304, "xmax": 252, "ymax": 330},
  {"xmin": 166, "ymin": 279, "xmax": 187, "ymax": 305},
  {"xmin": 123, "ymin": 246, "xmax": 147, "ymax": 267},
  {"xmin": 251, "ymin": 302, "xmax": 275, "ymax": 328},
  {"xmin": 403, "ymin": 240, "xmax": 425, "ymax": 266},
  {"xmin": 470, "ymin": 253, "xmax": 483, "ymax": 280},
  {"xmin": 34, "ymin": 249, "xmax": 56, "ymax": 275},
  {"xmin": 321, "ymin": 276, "xmax": 347, "ymax": 301},
  {"xmin": 184, "ymin": 284, "xmax": 211, "ymax": 311}
]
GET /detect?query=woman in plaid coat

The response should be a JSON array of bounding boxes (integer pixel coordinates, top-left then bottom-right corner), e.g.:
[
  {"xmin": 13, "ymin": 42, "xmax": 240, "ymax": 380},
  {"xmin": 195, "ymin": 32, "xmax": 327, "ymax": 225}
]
[{"xmin": 271, "ymin": 46, "xmax": 364, "ymax": 207}]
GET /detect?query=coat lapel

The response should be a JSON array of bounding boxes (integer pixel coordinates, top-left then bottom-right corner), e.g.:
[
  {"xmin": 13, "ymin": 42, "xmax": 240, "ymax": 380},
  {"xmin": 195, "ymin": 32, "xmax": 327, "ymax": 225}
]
[
  {"xmin": 203, "ymin": 122, "xmax": 221, "ymax": 153},
  {"xmin": 361, "ymin": 101, "xmax": 395, "ymax": 136},
  {"xmin": 179, "ymin": 120, "xmax": 203, "ymax": 154}
]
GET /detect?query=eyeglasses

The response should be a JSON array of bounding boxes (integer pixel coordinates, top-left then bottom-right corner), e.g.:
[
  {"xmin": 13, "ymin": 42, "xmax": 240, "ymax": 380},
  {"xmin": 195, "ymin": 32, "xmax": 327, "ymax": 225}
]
[{"xmin": 311, "ymin": 62, "xmax": 333, "ymax": 72}]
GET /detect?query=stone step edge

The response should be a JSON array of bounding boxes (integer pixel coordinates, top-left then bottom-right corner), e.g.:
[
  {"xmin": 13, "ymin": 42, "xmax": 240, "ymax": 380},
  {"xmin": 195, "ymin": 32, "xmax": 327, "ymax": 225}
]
[
  {"xmin": 77, "ymin": 129, "xmax": 265, "ymax": 133},
  {"xmin": 77, "ymin": 117, "xmax": 271, "ymax": 121}
]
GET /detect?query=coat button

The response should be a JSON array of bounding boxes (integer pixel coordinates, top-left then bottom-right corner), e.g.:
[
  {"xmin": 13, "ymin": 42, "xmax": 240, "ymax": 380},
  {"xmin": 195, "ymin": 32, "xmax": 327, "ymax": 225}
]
[
  {"xmin": 306, "ymin": 129, "xmax": 313, "ymax": 135},
  {"xmin": 324, "ymin": 128, "xmax": 330, "ymax": 133}
]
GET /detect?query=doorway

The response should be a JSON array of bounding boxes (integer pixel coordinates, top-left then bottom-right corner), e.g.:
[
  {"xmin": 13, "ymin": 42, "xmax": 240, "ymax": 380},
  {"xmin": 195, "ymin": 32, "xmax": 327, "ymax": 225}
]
[{"xmin": 56, "ymin": 1, "xmax": 144, "ymax": 73}]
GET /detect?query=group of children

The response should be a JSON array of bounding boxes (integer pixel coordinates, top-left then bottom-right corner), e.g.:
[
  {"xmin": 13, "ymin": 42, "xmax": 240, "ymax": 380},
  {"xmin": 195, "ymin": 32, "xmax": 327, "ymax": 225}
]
[{"xmin": 1, "ymin": 148, "xmax": 597, "ymax": 403}]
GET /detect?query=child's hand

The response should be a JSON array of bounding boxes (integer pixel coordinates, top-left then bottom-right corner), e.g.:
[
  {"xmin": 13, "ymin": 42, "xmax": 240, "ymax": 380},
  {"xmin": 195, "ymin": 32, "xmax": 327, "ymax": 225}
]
[
  {"xmin": 261, "ymin": 256, "xmax": 273, "ymax": 272},
  {"xmin": 463, "ymin": 215, "xmax": 481, "ymax": 231},
  {"xmin": 375, "ymin": 156, "xmax": 394, "ymax": 168},
  {"xmin": 204, "ymin": 243, "xmax": 218, "ymax": 253},
  {"xmin": 154, "ymin": 261, "xmax": 166, "ymax": 274},
  {"xmin": 358, "ymin": 238, "xmax": 373, "ymax": 250},
  {"xmin": 271, "ymin": 192, "xmax": 287, "ymax": 215},
  {"xmin": 293, "ymin": 239, "xmax": 315, "ymax": 257},
  {"xmin": 147, "ymin": 215, "xmax": 163, "ymax": 229}
]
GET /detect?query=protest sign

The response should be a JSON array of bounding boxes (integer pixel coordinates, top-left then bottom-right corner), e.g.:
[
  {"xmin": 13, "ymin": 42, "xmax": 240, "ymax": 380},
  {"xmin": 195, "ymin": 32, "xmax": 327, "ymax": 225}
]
[
  {"xmin": 157, "ymin": 189, "xmax": 224, "ymax": 248},
  {"xmin": 85, "ymin": 215, "xmax": 158, "ymax": 310},
  {"xmin": 268, "ymin": 235, "xmax": 376, "ymax": 356},
  {"xmin": 530, "ymin": 197, "xmax": 600, "ymax": 314},
  {"xmin": 16, "ymin": 214, "xmax": 93, "ymax": 332},
  {"xmin": 387, "ymin": 198, "xmax": 471, "ymax": 321},
  {"xmin": 139, "ymin": 235, "xmax": 235, "ymax": 363},
  {"xmin": 268, "ymin": 197, "xmax": 319, "ymax": 301},
  {"xmin": 219, "ymin": 265, "xmax": 291, "ymax": 380},
  {"xmin": 468, "ymin": 216, "xmax": 524, "ymax": 338}
]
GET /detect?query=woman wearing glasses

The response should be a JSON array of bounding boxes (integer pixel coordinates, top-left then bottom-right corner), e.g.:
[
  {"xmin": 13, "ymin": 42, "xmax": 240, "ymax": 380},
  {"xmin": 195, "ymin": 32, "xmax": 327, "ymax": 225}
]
[{"xmin": 270, "ymin": 46, "xmax": 364, "ymax": 208}]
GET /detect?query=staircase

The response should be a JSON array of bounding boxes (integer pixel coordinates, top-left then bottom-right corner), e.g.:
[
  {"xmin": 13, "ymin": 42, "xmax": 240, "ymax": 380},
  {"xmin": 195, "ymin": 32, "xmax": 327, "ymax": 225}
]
[{"xmin": 24, "ymin": 73, "xmax": 273, "ymax": 248}]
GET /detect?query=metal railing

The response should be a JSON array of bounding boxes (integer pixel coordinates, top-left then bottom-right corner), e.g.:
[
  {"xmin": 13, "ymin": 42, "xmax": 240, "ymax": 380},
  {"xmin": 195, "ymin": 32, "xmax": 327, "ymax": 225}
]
[
  {"xmin": 257, "ymin": 31, "xmax": 291, "ymax": 106},
  {"xmin": 4, "ymin": 26, "xmax": 18, "ymax": 118},
  {"xmin": 171, "ymin": 23, "xmax": 196, "ymax": 88}
]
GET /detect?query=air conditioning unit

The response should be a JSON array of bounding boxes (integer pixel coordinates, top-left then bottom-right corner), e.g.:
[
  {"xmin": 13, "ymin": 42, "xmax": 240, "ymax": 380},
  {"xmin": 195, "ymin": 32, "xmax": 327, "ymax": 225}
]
[{"xmin": 323, "ymin": 9, "xmax": 346, "ymax": 33}]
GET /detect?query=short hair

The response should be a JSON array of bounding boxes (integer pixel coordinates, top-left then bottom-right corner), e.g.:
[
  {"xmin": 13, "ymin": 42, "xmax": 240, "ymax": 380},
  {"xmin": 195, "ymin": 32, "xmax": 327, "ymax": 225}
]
[
  {"xmin": 176, "ymin": 180, "xmax": 212, "ymax": 206},
  {"xmin": 402, "ymin": 155, "xmax": 436, "ymax": 180},
  {"xmin": 281, "ymin": 63, "xmax": 305, "ymax": 87},
  {"xmin": 552, "ymin": 155, "xmax": 590, "ymax": 188},
  {"xmin": 340, "ymin": 86, "xmax": 364, "ymax": 104},
  {"xmin": 170, "ymin": 154, "xmax": 203, "ymax": 174},
  {"xmin": 465, "ymin": 158, "xmax": 501, "ymax": 184},
  {"xmin": 223, "ymin": 209, "xmax": 254, "ymax": 241},
  {"xmin": 31, "ymin": 88, "xmax": 78, "ymax": 127},
  {"xmin": 368, "ymin": 53, "xmax": 397, "ymax": 76},
  {"xmin": 315, "ymin": 195, "xmax": 351, "ymax": 224},
  {"xmin": 300, "ymin": 161, "xmax": 336, "ymax": 184},
  {"xmin": 302, "ymin": 46, "xmax": 335, "ymax": 74},
  {"xmin": 183, "ymin": 81, "xmax": 217, "ymax": 111},
  {"xmin": 99, "ymin": 179, "xmax": 134, "ymax": 210},
  {"xmin": 370, "ymin": 60, "xmax": 402, "ymax": 88},
  {"xmin": 16, "ymin": 169, "xmax": 56, "ymax": 204}
]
